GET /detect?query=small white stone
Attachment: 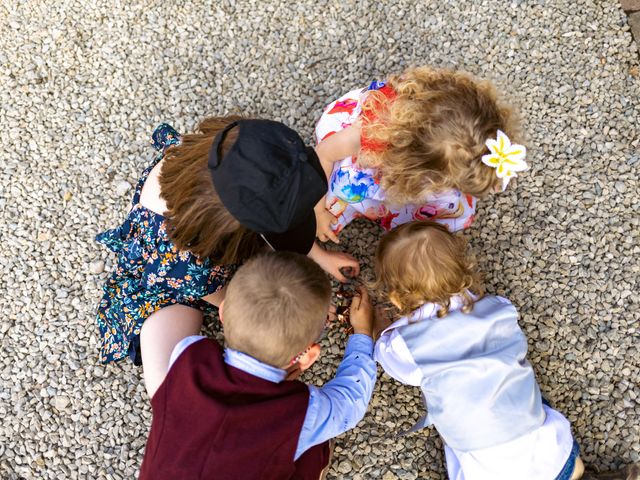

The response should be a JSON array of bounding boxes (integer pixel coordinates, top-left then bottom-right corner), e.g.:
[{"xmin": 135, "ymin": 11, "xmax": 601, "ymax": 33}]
[
  {"xmin": 614, "ymin": 181, "xmax": 627, "ymax": 193},
  {"xmin": 51, "ymin": 396, "xmax": 70, "ymax": 410},
  {"xmin": 89, "ymin": 260, "xmax": 105, "ymax": 274},
  {"xmin": 115, "ymin": 180, "xmax": 131, "ymax": 196}
]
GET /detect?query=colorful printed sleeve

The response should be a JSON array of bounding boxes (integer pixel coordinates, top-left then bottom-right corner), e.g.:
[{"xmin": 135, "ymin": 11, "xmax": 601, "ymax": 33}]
[{"xmin": 315, "ymin": 88, "xmax": 366, "ymax": 143}]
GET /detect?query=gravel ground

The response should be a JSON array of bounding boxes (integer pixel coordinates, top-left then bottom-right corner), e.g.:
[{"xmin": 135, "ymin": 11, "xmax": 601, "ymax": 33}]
[{"xmin": 1, "ymin": 1, "xmax": 639, "ymax": 478}]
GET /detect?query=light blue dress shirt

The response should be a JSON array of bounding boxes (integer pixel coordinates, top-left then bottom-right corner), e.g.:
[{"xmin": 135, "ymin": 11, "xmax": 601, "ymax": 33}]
[{"xmin": 169, "ymin": 334, "xmax": 377, "ymax": 461}]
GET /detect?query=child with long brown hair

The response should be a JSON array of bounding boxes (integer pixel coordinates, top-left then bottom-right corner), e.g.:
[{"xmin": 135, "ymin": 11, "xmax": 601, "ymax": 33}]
[
  {"xmin": 372, "ymin": 221, "xmax": 638, "ymax": 480},
  {"xmin": 313, "ymin": 66, "xmax": 528, "ymax": 243},
  {"xmin": 96, "ymin": 117, "xmax": 359, "ymax": 366}
]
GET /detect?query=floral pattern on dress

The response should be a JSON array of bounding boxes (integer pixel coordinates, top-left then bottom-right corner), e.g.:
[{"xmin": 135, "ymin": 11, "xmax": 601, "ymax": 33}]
[
  {"xmin": 315, "ymin": 84, "xmax": 477, "ymax": 234},
  {"xmin": 95, "ymin": 124, "xmax": 235, "ymax": 364}
]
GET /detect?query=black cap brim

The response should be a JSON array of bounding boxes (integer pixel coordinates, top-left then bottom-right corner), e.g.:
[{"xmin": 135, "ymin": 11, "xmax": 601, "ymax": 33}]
[{"xmin": 262, "ymin": 214, "xmax": 317, "ymax": 255}]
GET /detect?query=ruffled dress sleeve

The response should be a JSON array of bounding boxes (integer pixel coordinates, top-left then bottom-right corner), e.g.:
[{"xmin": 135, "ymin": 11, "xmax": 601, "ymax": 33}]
[{"xmin": 151, "ymin": 123, "xmax": 181, "ymax": 152}]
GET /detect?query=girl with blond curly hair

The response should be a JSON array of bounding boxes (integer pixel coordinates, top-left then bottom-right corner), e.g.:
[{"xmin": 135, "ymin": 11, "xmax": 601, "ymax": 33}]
[{"xmin": 313, "ymin": 66, "xmax": 528, "ymax": 243}]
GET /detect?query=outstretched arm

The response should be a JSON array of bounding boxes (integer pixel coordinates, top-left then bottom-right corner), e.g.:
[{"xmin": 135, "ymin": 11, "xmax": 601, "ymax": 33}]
[
  {"xmin": 295, "ymin": 334, "xmax": 376, "ymax": 460},
  {"xmin": 294, "ymin": 288, "xmax": 377, "ymax": 460},
  {"xmin": 313, "ymin": 120, "xmax": 362, "ymax": 244},
  {"xmin": 140, "ymin": 304, "xmax": 204, "ymax": 398}
]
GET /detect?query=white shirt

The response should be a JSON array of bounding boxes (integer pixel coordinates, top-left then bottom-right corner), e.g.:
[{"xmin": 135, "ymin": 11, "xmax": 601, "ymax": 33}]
[{"xmin": 374, "ymin": 295, "xmax": 575, "ymax": 480}]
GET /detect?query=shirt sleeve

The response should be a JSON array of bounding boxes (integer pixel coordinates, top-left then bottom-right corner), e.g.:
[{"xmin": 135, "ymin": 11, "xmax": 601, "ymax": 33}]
[
  {"xmin": 374, "ymin": 328, "xmax": 423, "ymax": 387},
  {"xmin": 415, "ymin": 192, "xmax": 477, "ymax": 233},
  {"xmin": 294, "ymin": 334, "xmax": 377, "ymax": 460}
]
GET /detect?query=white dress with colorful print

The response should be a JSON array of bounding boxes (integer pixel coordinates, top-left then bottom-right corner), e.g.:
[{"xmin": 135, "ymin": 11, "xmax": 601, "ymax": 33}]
[{"xmin": 315, "ymin": 84, "xmax": 477, "ymax": 234}]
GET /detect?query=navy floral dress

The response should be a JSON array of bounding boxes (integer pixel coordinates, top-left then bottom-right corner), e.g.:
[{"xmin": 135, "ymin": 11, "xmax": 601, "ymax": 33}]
[{"xmin": 96, "ymin": 124, "xmax": 235, "ymax": 365}]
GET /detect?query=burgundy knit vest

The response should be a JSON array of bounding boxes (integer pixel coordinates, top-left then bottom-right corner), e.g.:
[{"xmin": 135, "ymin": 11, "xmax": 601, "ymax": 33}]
[{"xmin": 139, "ymin": 338, "xmax": 330, "ymax": 480}]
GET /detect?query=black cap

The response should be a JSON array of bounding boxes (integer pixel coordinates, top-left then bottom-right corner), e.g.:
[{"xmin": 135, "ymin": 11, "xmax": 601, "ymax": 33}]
[{"xmin": 208, "ymin": 120, "xmax": 327, "ymax": 254}]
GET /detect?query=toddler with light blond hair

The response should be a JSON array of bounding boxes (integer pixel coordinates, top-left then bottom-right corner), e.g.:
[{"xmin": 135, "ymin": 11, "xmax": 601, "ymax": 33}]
[
  {"xmin": 371, "ymin": 221, "xmax": 638, "ymax": 480},
  {"xmin": 313, "ymin": 66, "xmax": 528, "ymax": 243}
]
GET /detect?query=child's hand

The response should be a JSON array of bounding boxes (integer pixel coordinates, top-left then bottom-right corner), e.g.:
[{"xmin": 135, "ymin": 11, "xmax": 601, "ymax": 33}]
[
  {"xmin": 308, "ymin": 243, "xmax": 360, "ymax": 283},
  {"xmin": 323, "ymin": 250, "xmax": 360, "ymax": 283},
  {"xmin": 325, "ymin": 302, "xmax": 338, "ymax": 324},
  {"xmin": 315, "ymin": 205, "xmax": 340, "ymax": 243},
  {"xmin": 349, "ymin": 287, "xmax": 374, "ymax": 337}
]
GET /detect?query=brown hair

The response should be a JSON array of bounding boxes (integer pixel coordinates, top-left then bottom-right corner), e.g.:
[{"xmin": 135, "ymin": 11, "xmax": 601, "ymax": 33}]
[
  {"xmin": 223, "ymin": 252, "xmax": 331, "ymax": 367},
  {"xmin": 360, "ymin": 66, "xmax": 519, "ymax": 204},
  {"xmin": 372, "ymin": 221, "xmax": 483, "ymax": 317},
  {"xmin": 159, "ymin": 116, "xmax": 264, "ymax": 264}
]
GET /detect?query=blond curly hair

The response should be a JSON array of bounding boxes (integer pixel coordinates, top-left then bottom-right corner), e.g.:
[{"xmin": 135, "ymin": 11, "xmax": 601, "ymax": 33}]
[
  {"xmin": 372, "ymin": 221, "xmax": 484, "ymax": 317},
  {"xmin": 360, "ymin": 67, "xmax": 519, "ymax": 204}
]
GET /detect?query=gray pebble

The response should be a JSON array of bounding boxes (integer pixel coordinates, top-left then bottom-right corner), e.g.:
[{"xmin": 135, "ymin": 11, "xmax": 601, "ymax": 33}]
[{"xmin": 115, "ymin": 181, "xmax": 132, "ymax": 196}]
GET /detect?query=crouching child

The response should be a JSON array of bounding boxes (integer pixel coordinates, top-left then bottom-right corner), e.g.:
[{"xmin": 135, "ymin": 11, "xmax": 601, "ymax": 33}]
[
  {"xmin": 372, "ymin": 221, "xmax": 637, "ymax": 480},
  {"xmin": 137, "ymin": 251, "xmax": 377, "ymax": 479}
]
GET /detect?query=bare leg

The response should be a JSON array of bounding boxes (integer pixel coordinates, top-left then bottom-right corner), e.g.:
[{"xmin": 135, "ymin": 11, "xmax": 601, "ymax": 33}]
[
  {"xmin": 571, "ymin": 457, "xmax": 585, "ymax": 479},
  {"xmin": 140, "ymin": 304, "xmax": 203, "ymax": 399}
]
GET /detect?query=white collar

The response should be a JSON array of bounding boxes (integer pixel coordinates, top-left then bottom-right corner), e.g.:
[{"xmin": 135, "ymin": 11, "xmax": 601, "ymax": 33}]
[{"xmin": 380, "ymin": 292, "xmax": 476, "ymax": 337}]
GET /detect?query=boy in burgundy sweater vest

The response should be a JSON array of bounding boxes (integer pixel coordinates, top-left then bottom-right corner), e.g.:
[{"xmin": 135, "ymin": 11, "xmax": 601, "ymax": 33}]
[{"xmin": 137, "ymin": 252, "xmax": 377, "ymax": 479}]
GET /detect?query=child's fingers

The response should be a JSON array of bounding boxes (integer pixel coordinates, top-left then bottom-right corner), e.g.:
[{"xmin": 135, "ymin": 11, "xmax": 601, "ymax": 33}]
[
  {"xmin": 346, "ymin": 259, "xmax": 361, "ymax": 277},
  {"xmin": 351, "ymin": 291, "xmax": 362, "ymax": 310},
  {"xmin": 356, "ymin": 286, "xmax": 369, "ymax": 304},
  {"xmin": 339, "ymin": 263, "xmax": 359, "ymax": 280},
  {"xmin": 326, "ymin": 229, "xmax": 340, "ymax": 244},
  {"xmin": 375, "ymin": 305, "xmax": 392, "ymax": 326},
  {"xmin": 334, "ymin": 270, "xmax": 348, "ymax": 283},
  {"xmin": 327, "ymin": 303, "xmax": 337, "ymax": 322}
]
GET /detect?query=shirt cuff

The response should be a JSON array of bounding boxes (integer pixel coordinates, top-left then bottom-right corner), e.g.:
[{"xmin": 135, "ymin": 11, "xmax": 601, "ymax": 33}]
[{"xmin": 345, "ymin": 333, "xmax": 374, "ymax": 356}]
